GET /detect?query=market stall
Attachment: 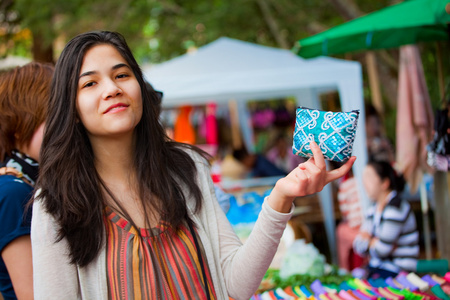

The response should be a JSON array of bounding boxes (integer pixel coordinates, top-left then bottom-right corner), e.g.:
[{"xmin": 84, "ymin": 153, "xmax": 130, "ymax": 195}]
[{"xmin": 143, "ymin": 37, "xmax": 368, "ymax": 264}]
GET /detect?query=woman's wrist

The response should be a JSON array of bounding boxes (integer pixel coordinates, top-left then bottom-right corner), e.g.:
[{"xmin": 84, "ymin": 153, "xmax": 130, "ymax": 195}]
[{"xmin": 266, "ymin": 186, "xmax": 294, "ymax": 213}]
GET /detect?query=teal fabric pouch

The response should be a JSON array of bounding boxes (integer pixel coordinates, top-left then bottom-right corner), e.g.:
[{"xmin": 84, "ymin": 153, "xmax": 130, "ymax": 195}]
[{"xmin": 292, "ymin": 107, "xmax": 360, "ymax": 162}]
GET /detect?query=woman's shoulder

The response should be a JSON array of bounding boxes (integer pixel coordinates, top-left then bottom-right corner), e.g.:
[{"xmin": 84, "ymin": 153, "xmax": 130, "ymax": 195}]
[
  {"xmin": 387, "ymin": 194, "xmax": 411, "ymax": 210},
  {"xmin": 0, "ymin": 176, "xmax": 33, "ymax": 230},
  {"xmin": 384, "ymin": 195, "xmax": 412, "ymax": 220},
  {"xmin": 177, "ymin": 144, "xmax": 210, "ymax": 167},
  {"xmin": 30, "ymin": 189, "xmax": 60, "ymax": 232},
  {"xmin": 0, "ymin": 175, "xmax": 33, "ymax": 199},
  {"xmin": 365, "ymin": 204, "xmax": 376, "ymax": 217}
]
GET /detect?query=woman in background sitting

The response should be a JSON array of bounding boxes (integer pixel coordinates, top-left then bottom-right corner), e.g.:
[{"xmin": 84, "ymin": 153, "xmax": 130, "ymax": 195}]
[{"xmin": 353, "ymin": 160, "xmax": 419, "ymax": 278}]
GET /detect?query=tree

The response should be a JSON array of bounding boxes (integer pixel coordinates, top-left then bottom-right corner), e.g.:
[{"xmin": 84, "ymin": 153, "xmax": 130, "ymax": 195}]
[
  {"xmin": 2, "ymin": 0, "xmax": 446, "ymax": 111},
  {"xmin": 2, "ymin": 0, "xmax": 153, "ymax": 63},
  {"xmin": 0, "ymin": 0, "xmax": 30, "ymax": 59},
  {"xmin": 149, "ymin": 0, "xmax": 347, "ymax": 62}
]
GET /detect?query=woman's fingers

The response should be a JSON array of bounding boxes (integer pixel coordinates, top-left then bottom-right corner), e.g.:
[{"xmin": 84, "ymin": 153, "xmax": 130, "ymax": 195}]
[
  {"xmin": 310, "ymin": 141, "xmax": 326, "ymax": 171},
  {"xmin": 298, "ymin": 142, "xmax": 327, "ymax": 191},
  {"xmin": 273, "ymin": 145, "xmax": 356, "ymax": 206},
  {"xmin": 326, "ymin": 156, "xmax": 356, "ymax": 183},
  {"xmin": 300, "ymin": 162, "xmax": 324, "ymax": 191},
  {"xmin": 298, "ymin": 142, "xmax": 356, "ymax": 192}
]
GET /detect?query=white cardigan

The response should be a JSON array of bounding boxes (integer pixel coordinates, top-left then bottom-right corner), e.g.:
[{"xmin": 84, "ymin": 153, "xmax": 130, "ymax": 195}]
[{"xmin": 31, "ymin": 152, "xmax": 293, "ymax": 300}]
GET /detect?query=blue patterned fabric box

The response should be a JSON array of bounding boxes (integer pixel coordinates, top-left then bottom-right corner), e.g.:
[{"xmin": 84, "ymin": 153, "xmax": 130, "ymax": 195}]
[{"xmin": 293, "ymin": 107, "xmax": 360, "ymax": 162}]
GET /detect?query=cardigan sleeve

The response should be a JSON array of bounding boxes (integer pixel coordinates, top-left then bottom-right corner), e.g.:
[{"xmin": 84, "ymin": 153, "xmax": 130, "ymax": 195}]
[
  {"xmin": 221, "ymin": 198, "xmax": 293, "ymax": 299},
  {"xmin": 31, "ymin": 196, "xmax": 80, "ymax": 299},
  {"xmin": 193, "ymin": 155, "xmax": 293, "ymax": 300}
]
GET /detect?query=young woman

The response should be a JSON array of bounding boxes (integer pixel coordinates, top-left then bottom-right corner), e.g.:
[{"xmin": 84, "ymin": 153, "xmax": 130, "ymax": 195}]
[
  {"xmin": 31, "ymin": 31, "xmax": 355, "ymax": 300},
  {"xmin": 0, "ymin": 62, "xmax": 54, "ymax": 300},
  {"xmin": 353, "ymin": 160, "xmax": 419, "ymax": 278}
]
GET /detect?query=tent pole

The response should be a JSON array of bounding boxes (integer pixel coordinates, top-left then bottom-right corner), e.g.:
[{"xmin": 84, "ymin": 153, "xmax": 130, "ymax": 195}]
[
  {"xmin": 420, "ymin": 181, "xmax": 432, "ymax": 259},
  {"xmin": 366, "ymin": 52, "xmax": 384, "ymax": 115},
  {"xmin": 434, "ymin": 171, "xmax": 450, "ymax": 261},
  {"xmin": 228, "ymin": 99, "xmax": 243, "ymax": 150}
]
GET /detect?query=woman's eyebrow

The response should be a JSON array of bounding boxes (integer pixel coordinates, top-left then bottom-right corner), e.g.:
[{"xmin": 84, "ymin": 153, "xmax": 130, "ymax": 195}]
[
  {"xmin": 79, "ymin": 63, "xmax": 131, "ymax": 79},
  {"xmin": 112, "ymin": 63, "xmax": 130, "ymax": 71},
  {"xmin": 79, "ymin": 70, "xmax": 96, "ymax": 79}
]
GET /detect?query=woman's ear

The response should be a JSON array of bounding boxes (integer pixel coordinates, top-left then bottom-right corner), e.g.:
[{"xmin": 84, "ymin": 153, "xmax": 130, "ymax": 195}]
[{"xmin": 381, "ymin": 178, "xmax": 390, "ymax": 191}]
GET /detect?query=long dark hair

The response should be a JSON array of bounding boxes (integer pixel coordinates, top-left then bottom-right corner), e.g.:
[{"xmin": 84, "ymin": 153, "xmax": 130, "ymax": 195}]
[
  {"xmin": 367, "ymin": 160, "xmax": 406, "ymax": 193},
  {"xmin": 36, "ymin": 31, "xmax": 207, "ymax": 267}
]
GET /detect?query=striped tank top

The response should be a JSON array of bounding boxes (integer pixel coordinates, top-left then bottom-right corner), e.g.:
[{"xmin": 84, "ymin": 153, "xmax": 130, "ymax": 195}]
[{"xmin": 104, "ymin": 206, "xmax": 217, "ymax": 299}]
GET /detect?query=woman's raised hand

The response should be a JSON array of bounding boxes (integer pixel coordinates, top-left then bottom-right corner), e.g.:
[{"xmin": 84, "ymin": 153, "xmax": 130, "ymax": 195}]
[{"xmin": 267, "ymin": 141, "xmax": 356, "ymax": 213}]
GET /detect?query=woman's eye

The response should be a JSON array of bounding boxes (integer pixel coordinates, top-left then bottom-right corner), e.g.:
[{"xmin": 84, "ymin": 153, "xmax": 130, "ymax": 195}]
[
  {"xmin": 82, "ymin": 81, "xmax": 95, "ymax": 88},
  {"xmin": 117, "ymin": 73, "xmax": 129, "ymax": 79}
]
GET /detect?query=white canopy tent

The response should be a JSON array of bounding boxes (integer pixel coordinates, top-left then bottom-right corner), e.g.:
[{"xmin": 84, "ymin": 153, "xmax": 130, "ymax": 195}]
[{"xmin": 143, "ymin": 37, "xmax": 369, "ymax": 264}]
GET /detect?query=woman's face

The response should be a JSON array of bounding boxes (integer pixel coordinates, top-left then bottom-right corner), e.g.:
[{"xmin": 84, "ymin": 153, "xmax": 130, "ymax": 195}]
[
  {"xmin": 362, "ymin": 165, "xmax": 386, "ymax": 201},
  {"xmin": 76, "ymin": 44, "xmax": 142, "ymax": 142}
]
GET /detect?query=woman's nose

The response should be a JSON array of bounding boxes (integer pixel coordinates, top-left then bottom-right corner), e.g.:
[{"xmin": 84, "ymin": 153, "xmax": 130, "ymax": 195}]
[{"xmin": 102, "ymin": 80, "xmax": 122, "ymax": 99}]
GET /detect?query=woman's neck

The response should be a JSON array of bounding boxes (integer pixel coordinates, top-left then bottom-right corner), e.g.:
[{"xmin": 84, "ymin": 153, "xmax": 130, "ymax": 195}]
[
  {"xmin": 375, "ymin": 190, "xmax": 392, "ymax": 212},
  {"xmin": 91, "ymin": 134, "xmax": 135, "ymax": 185},
  {"xmin": 90, "ymin": 134, "xmax": 158, "ymax": 229}
]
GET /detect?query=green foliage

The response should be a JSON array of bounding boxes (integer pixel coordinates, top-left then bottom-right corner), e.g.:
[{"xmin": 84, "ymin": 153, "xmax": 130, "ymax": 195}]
[
  {"xmin": 262, "ymin": 267, "xmax": 352, "ymax": 290},
  {"xmin": 149, "ymin": 0, "xmax": 352, "ymax": 62},
  {"xmin": 2, "ymin": 0, "xmax": 448, "ymax": 122},
  {"xmin": 421, "ymin": 42, "xmax": 450, "ymax": 110},
  {"xmin": 12, "ymin": 0, "xmax": 72, "ymax": 46},
  {"xmin": 4, "ymin": 0, "xmax": 153, "ymax": 61}
]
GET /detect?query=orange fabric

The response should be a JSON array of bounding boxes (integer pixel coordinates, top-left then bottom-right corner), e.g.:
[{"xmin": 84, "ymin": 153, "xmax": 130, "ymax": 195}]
[{"xmin": 174, "ymin": 105, "xmax": 196, "ymax": 144}]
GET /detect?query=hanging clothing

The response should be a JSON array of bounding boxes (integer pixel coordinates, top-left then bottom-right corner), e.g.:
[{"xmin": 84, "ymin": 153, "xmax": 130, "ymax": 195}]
[
  {"xmin": 205, "ymin": 103, "xmax": 218, "ymax": 145},
  {"xmin": 395, "ymin": 45, "xmax": 434, "ymax": 193},
  {"xmin": 174, "ymin": 105, "xmax": 196, "ymax": 145}
]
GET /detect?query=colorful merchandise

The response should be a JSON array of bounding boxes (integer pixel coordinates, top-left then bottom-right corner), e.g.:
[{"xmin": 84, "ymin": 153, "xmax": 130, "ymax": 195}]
[{"xmin": 253, "ymin": 271, "xmax": 450, "ymax": 300}]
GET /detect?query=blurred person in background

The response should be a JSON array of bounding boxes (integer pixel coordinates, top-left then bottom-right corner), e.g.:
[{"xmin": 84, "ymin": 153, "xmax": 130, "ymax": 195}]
[
  {"xmin": 266, "ymin": 133, "xmax": 305, "ymax": 174},
  {"xmin": 353, "ymin": 160, "xmax": 419, "ymax": 279},
  {"xmin": 0, "ymin": 62, "xmax": 54, "ymax": 300},
  {"xmin": 365, "ymin": 105, "xmax": 395, "ymax": 163},
  {"xmin": 232, "ymin": 146, "xmax": 287, "ymax": 178}
]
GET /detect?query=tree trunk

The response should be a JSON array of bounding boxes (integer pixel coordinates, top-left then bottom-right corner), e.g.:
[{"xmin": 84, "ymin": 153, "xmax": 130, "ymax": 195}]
[
  {"xmin": 326, "ymin": 0, "xmax": 362, "ymax": 20},
  {"xmin": 366, "ymin": 52, "xmax": 384, "ymax": 114},
  {"xmin": 255, "ymin": 0, "xmax": 290, "ymax": 49},
  {"xmin": 32, "ymin": 31, "xmax": 54, "ymax": 63},
  {"xmin": 326, "ymin": 0, "xmax": 399, "ymax": 109}
]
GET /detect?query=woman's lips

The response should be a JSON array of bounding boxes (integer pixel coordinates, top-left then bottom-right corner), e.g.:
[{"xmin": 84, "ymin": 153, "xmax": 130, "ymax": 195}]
[{"xmin": 104, "ymin": 103, "xmax": 129, "ymax": 114}]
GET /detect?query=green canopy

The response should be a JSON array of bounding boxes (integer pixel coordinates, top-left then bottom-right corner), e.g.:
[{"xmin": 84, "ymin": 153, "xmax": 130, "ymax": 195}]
[{"xmin": 295, "ymin": 0, "xmax": 450, "ymax": 58}]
